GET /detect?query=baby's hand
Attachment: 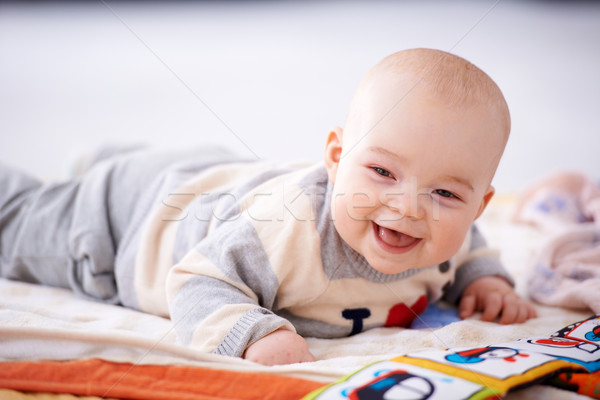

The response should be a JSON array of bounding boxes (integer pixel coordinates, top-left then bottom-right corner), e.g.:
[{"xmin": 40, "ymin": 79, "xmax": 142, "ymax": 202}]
[
  {"xmin": 459, "ymin": 276, "xmax": 537, "ymax": 324},
  {"xmin": 243, "ymin": 329, "xmax": 316, "ymax": 366}
]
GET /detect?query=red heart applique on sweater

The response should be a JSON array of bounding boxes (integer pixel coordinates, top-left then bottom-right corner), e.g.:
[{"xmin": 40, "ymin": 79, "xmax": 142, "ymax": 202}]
[{"xmin": 384, "ymin": 295, "xmax": 428, "ymax": 328}]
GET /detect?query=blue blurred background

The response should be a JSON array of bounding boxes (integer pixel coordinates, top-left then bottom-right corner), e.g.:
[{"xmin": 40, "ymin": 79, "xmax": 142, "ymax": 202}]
[{"xmin": 1, "ymin": 1, "xmax": 598, "ymax": 192}]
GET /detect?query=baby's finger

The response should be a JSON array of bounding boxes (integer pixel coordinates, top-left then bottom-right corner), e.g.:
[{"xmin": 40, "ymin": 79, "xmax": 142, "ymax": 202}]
[
  {"xmin": 459, "ymin": 294, "xmax": 476, "ymax": 319},
  {"xmin": 481, "ymin": 292, "xmax": 502, "ymax": 322},
  {"xmin": 513, "ymin": 303, "xmax": 530, "ymax": 324},
  {"xmin": 498, "ymin": 295, "xmax": 519, "ymax": 324}
]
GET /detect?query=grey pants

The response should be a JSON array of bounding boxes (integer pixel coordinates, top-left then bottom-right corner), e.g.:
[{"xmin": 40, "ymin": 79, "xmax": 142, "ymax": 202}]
[{"xmin": 0, "ymin": 146, "xmax": 233, "ymax": 304}]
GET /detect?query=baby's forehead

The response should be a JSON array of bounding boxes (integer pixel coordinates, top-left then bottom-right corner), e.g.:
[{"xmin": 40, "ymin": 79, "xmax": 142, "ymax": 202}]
[{"xmin": 351, "ymin": 83, "xmax": 506, "ymax": 165}]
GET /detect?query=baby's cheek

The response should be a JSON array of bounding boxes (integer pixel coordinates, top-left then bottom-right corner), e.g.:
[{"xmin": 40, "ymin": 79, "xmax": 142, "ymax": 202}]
[
  {"xmin": 332, "ymin": 202, "xmax": 355, "ymax": 242},
  {"xmin": 430, "ymin": 221, "xmax": 470, "ymax": 261},
  {"xmin": 345, "ymin": 193, "xmax": 378, "ymax": 221},
  {"xmin": 331, "ymin": 189, "xmax": 373, "ymax": 230}
]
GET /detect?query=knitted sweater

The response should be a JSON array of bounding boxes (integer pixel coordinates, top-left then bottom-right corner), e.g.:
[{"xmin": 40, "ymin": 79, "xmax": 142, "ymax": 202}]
[{"xmin": 114, "ymin": 161, "xmax": 511, "ymax": 357}]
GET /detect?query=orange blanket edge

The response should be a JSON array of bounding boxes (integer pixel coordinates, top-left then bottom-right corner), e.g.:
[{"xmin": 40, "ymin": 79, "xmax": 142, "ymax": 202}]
[{"xmin": 0, "ymin": 359, "xmax": 325, "ymax": 400}]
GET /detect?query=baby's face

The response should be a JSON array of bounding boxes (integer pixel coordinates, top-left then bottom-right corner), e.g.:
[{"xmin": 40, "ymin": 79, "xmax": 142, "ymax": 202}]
[{"xmin": 325, "ymin": 82, "xmax": 504, "ymax": 274}]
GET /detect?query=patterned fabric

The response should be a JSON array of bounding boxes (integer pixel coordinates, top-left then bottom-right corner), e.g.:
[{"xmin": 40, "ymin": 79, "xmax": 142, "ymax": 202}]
[
  {"xmin": 513, "ymin": 171, "xmax": 600, "ymax": 313},
  {"xmin": 306, "ymin": 314, "xmax": 600, "ymax": 400}
]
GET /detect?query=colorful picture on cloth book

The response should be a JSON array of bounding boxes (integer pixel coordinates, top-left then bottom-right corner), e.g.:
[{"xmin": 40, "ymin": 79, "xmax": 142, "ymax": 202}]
[
  {"xmin": 400, "ymin": 345, "xmax": 567, "ymax": 381},
  {"xmin": 305, "ymin": 360, "xmax": 500, "ymax": 400},
  {"xmin": 552, "ymin": 314, "xmax": 600, "ymax": 345},
  {"xmin": 303, "ymin": 314, "xmax": 600, "ymax": 400},
  {"xmin": 496, "ymin": 337, "xmax": 600, "ymax": 372}
]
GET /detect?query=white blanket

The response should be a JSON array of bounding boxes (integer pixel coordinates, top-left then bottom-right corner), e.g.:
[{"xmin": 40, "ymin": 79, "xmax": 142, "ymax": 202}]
[{"xmin": 0, "ymin": 195, "xmax": 593, "ymax": 399}]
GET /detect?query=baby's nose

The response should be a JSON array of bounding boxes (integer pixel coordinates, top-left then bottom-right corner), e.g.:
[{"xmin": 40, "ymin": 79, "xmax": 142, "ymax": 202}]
[{"xmin": 382, "ymin": 191, "xmax": 423, "ymax": 220}]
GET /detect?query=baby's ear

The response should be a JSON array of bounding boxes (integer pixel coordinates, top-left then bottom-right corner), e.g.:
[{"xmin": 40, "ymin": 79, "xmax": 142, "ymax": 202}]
[
  {"xmin": 324, "ymin": 126, "xmax": 343, "ymax": 183},
  {"xmin": 474, "ymin": 185, "xmax": 495, "ymax": 220}
]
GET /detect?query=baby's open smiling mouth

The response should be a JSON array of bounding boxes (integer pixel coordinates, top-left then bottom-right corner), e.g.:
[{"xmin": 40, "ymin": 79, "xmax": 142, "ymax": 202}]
[{"xmin": 372, "ymin": 222, "xmax": 421, "ymax": 254}]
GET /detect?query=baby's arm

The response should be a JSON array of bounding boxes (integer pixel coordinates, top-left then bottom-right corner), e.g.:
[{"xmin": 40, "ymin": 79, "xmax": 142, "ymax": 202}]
[
  {"xmin": 167, "ymin": 217, "xmax": 314, "ymax": 365},
  {"xmin": 458, "ymin": 276, "xmax": 537, "ymax": 324},
  {"xmin": 243, "ymin": 329, "xmax": 316, "ymax": 365}
]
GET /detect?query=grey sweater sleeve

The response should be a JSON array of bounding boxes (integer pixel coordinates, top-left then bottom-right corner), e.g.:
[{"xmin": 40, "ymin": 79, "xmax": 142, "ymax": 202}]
[
  {"xmin": 443, "ymin": 225, "xmax": 515, "ymax": 304},
  {"xmin": 167, "ymin": 217, "xmax": 294, "ymax": 358}
]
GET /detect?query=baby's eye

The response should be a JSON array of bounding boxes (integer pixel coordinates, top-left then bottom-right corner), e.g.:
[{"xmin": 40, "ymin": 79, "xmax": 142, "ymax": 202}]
[
  {"xmin": 372, "ymin": 167, "xmax": 393, "ymax": 178},
  {"xmin": 434, "ymin": 189, "xmax": 457, "ymax": 199}
]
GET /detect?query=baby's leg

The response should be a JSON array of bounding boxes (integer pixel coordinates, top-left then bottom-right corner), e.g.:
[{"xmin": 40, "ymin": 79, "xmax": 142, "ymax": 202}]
[
  {"xmin": 0, "ymin": 153, "xmax": 161, "ymax": 303},
  {"xmin": 1, "ymin": 146, "xmax": 240, "ymax": 304}
]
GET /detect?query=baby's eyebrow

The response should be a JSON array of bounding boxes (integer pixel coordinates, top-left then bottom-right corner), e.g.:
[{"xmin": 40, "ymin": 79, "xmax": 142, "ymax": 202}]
[{"xmin": 367, "ymin": 146, "xmax": 404, "ymax": 162}]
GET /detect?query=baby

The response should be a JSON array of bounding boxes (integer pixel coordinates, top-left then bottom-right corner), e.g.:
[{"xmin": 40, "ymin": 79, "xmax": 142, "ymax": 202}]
[{"xmin": 0, "ymin": 48, "xmax": 535, "ymax": 366}]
